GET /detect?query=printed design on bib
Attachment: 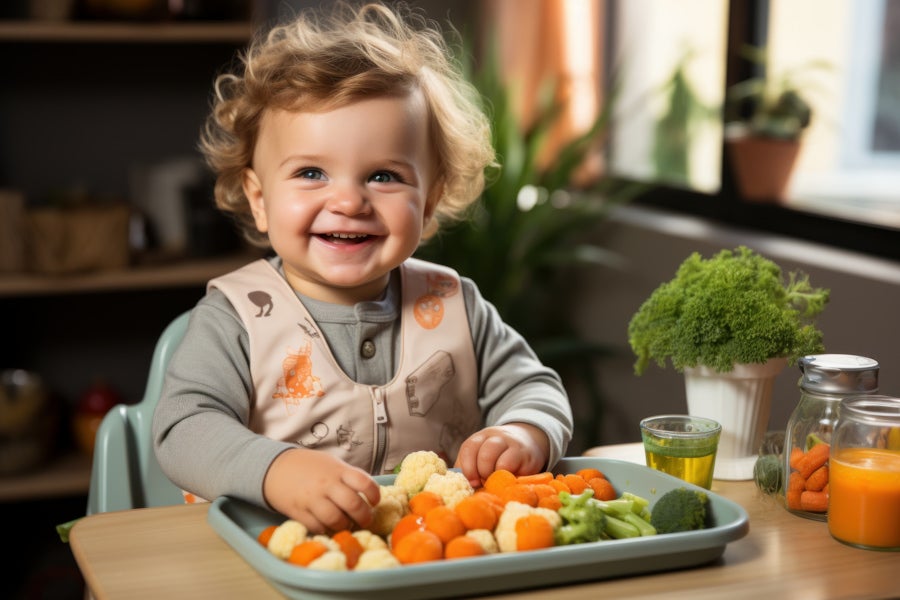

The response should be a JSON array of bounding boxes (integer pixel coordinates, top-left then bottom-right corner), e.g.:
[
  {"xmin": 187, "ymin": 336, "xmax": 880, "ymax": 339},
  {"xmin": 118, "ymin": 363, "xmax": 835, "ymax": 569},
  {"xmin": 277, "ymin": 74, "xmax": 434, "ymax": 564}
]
[
  {"xmin": 413, "ymin": 272, "xmax": 458, "ymax": 330},
  {"xmin": 406, "ymin": 351, "xmax": 455, "ymax": 416},
  {"xmin": 406, "ymin": 352, "xmax": 480, "ymax": 459},
  {"xmin": 248, "ymin": 290, "xmax": 274, "ymax": 317},
  {"xmin": 273, "ymin": 339, "xmax": 326, "ymax": 411},
  {"xmin": 299, "ymin": 421, "xmax": 329, "ymax": 448},
  {"xmin": 298, "ymin": 421, "xmax": 363, "ymax": 452},
  {"xmin": 337, "ymin": 424, "xmax": 364, "ymax": 451}
]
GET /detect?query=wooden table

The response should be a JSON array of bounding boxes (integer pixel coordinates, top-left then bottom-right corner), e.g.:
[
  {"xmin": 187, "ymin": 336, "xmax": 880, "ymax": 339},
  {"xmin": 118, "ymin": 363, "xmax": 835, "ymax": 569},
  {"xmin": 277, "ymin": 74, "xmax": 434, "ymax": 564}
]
[{"xmin": 70, "ymin": 443, "xmax": 898, "ymax": 599}]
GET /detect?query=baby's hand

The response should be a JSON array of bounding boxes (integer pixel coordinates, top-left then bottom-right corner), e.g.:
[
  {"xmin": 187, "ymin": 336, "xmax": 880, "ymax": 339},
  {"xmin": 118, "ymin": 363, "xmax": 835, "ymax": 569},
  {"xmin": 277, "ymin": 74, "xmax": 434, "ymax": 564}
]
[
  {"xmin": 454, "ymin": 423, "xmax": 550, "ymax": 488},
  {"xmin": 263, "ymin": 448, "xmax": 380, "ymax": 534}
]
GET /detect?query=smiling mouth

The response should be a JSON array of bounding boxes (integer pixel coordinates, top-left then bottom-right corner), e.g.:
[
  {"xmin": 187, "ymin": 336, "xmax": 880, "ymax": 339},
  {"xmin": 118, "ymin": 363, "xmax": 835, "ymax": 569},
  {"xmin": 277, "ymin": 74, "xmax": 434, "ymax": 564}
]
[{"xmin": 319, "ymin": 232, "xmax": 372, "ymax": 244}]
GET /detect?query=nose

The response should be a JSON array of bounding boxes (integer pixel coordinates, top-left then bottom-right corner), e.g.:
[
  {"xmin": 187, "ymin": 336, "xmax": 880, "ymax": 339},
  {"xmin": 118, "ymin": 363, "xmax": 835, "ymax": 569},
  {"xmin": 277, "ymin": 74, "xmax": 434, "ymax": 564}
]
[{"xmin": 324, "ymin": 182, "xmax": 371, "ymax": 216}]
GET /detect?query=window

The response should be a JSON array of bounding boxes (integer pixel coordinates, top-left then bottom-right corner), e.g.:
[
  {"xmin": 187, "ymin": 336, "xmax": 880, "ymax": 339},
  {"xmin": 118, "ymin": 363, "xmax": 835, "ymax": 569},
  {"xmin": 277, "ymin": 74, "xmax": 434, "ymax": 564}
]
[
  {"xmin": 607, "ymin": 0, "xmax": 900, "ymax": 235},
  {"xmin": 778, "ymin": 0, "xmax": 900, "ymax": 228},
  {"xmin": 607, "ymin": 0, "xmax": 727, "ymax": 194}
]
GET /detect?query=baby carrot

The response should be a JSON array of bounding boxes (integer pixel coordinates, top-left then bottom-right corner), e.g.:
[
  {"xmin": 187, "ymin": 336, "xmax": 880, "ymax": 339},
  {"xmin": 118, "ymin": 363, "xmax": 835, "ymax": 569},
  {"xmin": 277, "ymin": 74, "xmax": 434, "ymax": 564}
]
[
  {"xmin": 392, "ymin": 529, "xmax": 443, "ymax": 564},
  {"xmin": 515, "ymin": 514, "xmax": 556, "ymax": 551},
  {"xmin": 587, "ymin": 477, "xmax": 617, "ymax": 501},
  {"xmin": 454, "ymin": 494, "xmax": 499, "ymax": 531},
  {"xmin": 805, "ymin": 465, "xmax": 829, "ymax": 491},
  {"xmin": 332, "ymin": 530, "xmax": 364, "ymax": 569},
  {"xmin": 799, "ymin": 489, "xmax": 829, "ymax": 512},
  {"xmin": 409, "ymin": 490, "xmax": 444, "ymax": 516},
  {"xmin": 517, "ymin": 472, "xmax": 554, "ymax": 486},
  {"xmin": 257, "ymin": 525, "xmax": 277, "ymax": 547},
  {"xmin": 444, "ymin": 535, "xmax": 486, "ymax": 559},
  {"xmin": 576, "ymin": 467, "xmax": 606, "ymax": 482},
  {"xmin": 548, "ymin": 478, "xmax": 570, "ymax": 494},
  {"xmin": 558, "ymin": 473, "xmax": 589, "ymax": 494},
  {"xmin": 483, "ymin": 469, "xmax": 517, "ymax": 496},
  {"xmin": 787, "ymin": 471, "xmax": 806, "ymax": 492},
  {"xmin": 424, "ymin": 505, "xmax": 467, "ymax": 544},
  {"xmin": 287, "ymin": 540, "xmax": 329, "ymax": 567},
  {"xmin": 473, "ymin": 490, "xmax": 505, "ymax": 518},
  {"xmin": 537, "ymin": 493, "xmax": 563, "ymax": 511},
  {"xmin": 499, "ymin": 484, "xmax": 539, "ymax": 507},
  {"xmin": 390, "ymin": 514, "xmax": 425, "ymax": 548},
  {"xmin": 797, "ymin": 442, "xmax": 830, "ymax": 479}
]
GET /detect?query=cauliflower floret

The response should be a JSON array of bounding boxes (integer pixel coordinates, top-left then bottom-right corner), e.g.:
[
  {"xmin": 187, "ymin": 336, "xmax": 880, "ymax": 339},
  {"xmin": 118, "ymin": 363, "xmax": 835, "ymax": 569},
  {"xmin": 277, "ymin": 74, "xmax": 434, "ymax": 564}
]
[
  {"xmin": 465, "ymin": 528, "xmax": 499, "ymax": 554},
  {"xmin": 267, "ymin": 520, "xmax": 308, "ymax": 559},
  {"xmin": 352, "ymin": 529, "xmax": 388, "ymax": 551},
  {"xmin": 494, "ymin": 501, "xmax": 562, "ymax": 553},
  {"xmin": 394, "ymin": 450, "xmax": 447, "ymax": 495},
  {"xmin": 354, "ymin": 548, "xmax": 402, "ymax": 571},
  {"xmin": 310, "ymin": 534, "xmax": 339, "ymax": 552},
  {"xmin": 422, "ymin": 470, "xmax": 473, "ymax": 508},
  {"xmin": 369, "ymin": 484, "xmax": 409, "ymax": 537},
  {"xmin": 307, "ymin": 550, "xmax": 348, "ymax": 571}
]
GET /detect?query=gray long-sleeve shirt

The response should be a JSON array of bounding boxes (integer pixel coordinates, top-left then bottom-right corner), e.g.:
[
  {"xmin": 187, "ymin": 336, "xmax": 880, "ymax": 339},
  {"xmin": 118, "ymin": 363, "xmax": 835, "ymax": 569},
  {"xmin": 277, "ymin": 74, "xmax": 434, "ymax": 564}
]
[{"xmin": 152, "ymin": 257, "xmax": 573, "ymax": 507}]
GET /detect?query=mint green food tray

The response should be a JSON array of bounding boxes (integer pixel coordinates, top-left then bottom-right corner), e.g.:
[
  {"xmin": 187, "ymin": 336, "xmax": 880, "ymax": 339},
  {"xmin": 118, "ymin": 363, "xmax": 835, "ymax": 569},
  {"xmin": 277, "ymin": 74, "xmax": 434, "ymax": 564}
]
[{"xmin": 207, "ymin": 457, "xmax": 749, "ymax": 599}]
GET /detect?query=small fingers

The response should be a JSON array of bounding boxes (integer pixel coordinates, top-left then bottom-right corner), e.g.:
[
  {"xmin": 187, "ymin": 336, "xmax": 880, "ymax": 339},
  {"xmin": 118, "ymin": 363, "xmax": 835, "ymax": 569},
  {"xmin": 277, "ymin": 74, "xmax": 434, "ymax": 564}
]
[
  {"xmin": 475, "ymin": 434, "xmax": 510, "ymax": 482},
  {"xmin": 454, "ymin": 434, "xmax": 485, "ymax": 486},
  {"xmin": 309, "ymin": 499, "xmax": 354, "ymax": 533}
]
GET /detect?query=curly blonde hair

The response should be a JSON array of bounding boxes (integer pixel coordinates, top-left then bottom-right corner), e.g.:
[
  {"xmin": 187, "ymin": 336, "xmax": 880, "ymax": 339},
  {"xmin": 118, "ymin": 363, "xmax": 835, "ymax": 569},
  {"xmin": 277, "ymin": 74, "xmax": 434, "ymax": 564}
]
[{"xmin": 199, "ymin": 2, "xmax": 496, "ymax": 248}]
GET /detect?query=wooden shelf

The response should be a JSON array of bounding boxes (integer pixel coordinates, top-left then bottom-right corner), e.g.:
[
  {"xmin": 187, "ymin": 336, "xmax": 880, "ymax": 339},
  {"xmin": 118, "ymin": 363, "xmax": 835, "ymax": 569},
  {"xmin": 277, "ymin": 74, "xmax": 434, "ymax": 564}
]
[
  {"xmin": 0, "ymin": 452, "xmax": 91, "ymax": 502},
  {"xmin": 0, "ymin": 20, "xmax": 254, "ymax": 43},
  {"xmin": 0, "ymin": 252, "xmax": 261, "ymax": 297}
]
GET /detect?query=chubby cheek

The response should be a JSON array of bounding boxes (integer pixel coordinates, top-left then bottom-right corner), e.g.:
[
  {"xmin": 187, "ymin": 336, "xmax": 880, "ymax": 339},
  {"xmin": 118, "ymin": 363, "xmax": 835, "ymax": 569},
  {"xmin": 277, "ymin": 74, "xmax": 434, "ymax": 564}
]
[{"xmin": 268, "ymin": 200, "xmax": 317, "ymax": 234}]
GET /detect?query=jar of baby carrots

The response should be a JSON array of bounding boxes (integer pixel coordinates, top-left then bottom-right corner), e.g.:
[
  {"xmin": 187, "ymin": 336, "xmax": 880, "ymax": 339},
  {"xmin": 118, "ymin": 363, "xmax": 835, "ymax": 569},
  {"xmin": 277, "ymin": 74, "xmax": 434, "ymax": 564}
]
[
  {"xmin": 828, "ymin": 395, "xmax": 900, "ymax": 551},
  {"xmin": 782, "ymin": 354, "xmax": 879, "ymax": 521}
]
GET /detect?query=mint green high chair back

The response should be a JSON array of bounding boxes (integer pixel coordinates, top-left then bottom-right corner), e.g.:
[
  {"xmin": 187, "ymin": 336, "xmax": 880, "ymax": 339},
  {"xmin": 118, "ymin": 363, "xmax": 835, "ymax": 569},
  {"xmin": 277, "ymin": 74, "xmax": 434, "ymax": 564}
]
[{"xmin": 86, "ymin": 311, "xmax": 190, "ymax": 514}]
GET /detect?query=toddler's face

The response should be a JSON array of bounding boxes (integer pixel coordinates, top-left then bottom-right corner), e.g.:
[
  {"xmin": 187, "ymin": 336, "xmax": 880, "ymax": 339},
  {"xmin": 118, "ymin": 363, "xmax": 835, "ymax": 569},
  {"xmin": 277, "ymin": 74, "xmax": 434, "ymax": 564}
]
[{"xmin": 243, "ymin": 91, "xmax": 438, "ymax": 305}]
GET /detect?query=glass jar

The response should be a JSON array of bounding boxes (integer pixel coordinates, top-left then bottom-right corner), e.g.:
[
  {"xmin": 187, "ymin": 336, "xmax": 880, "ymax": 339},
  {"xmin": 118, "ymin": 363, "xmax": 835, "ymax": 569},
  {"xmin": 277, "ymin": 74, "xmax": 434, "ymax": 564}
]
[
  {"xmin": 782, "ymin": 354, "xmax": 879, "ymax": 520},
  {"xmin": 828, "ymin": 395, "xmax": 900, "ymax": 551}
]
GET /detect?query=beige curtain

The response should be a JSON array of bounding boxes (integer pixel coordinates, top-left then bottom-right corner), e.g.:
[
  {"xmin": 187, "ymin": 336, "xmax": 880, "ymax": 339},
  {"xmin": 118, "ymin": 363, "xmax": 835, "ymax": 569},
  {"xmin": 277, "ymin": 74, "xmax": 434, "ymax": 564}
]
[{"xmin": 481, "ymin": 0, "xmax": 605, "ymax": 183}]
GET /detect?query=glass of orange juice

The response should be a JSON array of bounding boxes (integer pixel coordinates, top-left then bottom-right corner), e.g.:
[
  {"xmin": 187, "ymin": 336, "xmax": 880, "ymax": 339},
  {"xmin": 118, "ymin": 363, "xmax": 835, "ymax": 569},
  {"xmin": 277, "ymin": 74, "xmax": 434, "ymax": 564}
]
[
  {"xmin": 640, "ymin": 415, "xmax": 721, "ymax": 489},
  {"xmin": 828, "ymin": 395, "xmax": 900, "ymax": 551}
]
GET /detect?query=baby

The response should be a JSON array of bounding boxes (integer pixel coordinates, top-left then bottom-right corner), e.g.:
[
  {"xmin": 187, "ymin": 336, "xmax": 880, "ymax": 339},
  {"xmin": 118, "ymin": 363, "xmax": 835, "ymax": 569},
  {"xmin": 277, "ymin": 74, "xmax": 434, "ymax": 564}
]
[{"xmin": 152, "ymin": 2, "xmax": 573, "ymax": 534}]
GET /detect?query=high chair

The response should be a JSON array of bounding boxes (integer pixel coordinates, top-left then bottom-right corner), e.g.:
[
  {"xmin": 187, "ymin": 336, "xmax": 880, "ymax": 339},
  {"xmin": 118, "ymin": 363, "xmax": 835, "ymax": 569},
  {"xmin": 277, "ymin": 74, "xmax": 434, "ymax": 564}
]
[{"xmin": 86, "ymin": 311, "xmax": 190, "ymax": 514}]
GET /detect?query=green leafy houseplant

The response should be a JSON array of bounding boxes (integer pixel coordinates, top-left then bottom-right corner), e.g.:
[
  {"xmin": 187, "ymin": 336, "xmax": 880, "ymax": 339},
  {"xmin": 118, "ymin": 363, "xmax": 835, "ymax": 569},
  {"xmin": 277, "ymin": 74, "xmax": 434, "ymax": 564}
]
[
  {"xmin": 627, "ymin": 246, "xmax": 830, "ymax": 375},
  {"xmin": 724, "ymin": 44, "xmax": 829, "ymax": 141}
]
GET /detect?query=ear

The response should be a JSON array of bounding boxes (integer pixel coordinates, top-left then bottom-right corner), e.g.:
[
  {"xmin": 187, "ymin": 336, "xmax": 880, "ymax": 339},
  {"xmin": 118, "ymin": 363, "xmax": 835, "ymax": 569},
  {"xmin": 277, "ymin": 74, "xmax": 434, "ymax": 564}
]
[{"xmin": 242, "ymin": 168, "xmax": 268, "ymax": 232}]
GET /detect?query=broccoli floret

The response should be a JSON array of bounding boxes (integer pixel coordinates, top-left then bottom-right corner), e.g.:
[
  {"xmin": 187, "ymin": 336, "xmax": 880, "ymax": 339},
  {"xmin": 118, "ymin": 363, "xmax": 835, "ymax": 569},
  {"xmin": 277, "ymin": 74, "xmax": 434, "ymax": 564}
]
[
  {"xmin": 555, "ymin": 490, "xmax": 608, "ymax": 545},
  {"xmin": 649, "ymin": 487, "xmax": 710, "ymax": 534}
]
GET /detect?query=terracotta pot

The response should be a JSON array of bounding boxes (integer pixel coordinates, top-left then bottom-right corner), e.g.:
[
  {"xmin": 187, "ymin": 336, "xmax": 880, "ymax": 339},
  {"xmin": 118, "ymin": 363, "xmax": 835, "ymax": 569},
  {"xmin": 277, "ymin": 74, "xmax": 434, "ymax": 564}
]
[
  {"xmin": 683, "ymin": 357, "xmax": 788, "ymax": 481},
  {"xmin": 725, "ymin": 135, "xmax": 800, "ymax": 202}
]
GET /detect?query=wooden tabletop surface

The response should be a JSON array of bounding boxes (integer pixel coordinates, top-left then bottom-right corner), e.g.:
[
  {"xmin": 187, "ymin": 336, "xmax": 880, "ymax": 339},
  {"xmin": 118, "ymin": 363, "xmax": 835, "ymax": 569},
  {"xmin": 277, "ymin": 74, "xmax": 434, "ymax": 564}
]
[{"xmin": 70, "ymin": 443, "xmax": 898, "ymax": 599}]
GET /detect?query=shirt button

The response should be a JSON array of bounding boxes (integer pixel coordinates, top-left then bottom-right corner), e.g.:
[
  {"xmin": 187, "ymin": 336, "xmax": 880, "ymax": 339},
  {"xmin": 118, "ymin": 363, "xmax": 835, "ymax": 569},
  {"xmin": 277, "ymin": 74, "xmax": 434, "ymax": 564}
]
[{"xmin": 360, "ymin": 339, "xmax": 376, "ymax": 359}]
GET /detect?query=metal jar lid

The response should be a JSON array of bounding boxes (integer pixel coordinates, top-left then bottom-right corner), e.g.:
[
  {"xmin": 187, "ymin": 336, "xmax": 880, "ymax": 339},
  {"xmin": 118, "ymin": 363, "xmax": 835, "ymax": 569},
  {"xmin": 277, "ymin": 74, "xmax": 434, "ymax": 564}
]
[{"xmin": 798, "ymin": 354, "xmax": 879, "ymax": 394}]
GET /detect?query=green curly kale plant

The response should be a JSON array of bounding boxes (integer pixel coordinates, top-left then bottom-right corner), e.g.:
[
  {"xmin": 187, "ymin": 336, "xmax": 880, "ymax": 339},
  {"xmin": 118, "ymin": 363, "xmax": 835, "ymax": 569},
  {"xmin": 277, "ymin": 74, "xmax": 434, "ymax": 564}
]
[{"xmin": 628, "ymin": 246, "xmax": 829, "ymax": 375}]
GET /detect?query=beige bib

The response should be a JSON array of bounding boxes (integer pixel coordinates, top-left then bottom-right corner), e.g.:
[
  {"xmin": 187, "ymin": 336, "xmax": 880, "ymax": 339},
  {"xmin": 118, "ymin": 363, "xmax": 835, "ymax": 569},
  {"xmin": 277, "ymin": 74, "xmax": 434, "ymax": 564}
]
[{"xmin": 209, "ymin": 258, "xmax": 480, "ymax": 474}]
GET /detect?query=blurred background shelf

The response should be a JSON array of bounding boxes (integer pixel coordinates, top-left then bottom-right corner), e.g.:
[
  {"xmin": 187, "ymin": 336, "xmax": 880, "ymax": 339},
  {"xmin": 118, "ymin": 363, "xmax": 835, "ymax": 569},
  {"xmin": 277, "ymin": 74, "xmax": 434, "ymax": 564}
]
[
  {"xmin": 0, "ymin": 253, "xmax": 260, "ymax": 297},
  {"xmin": 0, "ymin": 20, "xmax": 254, "ymax": 43},
  {"xmin": 0, "ymin": 453, "xmax": 91, "ymax": 502}
]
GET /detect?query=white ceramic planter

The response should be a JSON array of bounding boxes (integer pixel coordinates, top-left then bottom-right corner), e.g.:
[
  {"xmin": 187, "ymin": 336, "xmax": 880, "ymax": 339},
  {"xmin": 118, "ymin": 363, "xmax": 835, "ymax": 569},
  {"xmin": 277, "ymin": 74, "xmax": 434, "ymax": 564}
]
[{"xmin": 684, "ymin": 358, "xmax": 788, "ymax": 480}]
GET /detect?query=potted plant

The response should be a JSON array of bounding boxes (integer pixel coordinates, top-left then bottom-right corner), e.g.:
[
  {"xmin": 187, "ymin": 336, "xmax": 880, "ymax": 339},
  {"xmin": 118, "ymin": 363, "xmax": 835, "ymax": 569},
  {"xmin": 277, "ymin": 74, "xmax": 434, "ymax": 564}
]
[
  {"xmin": 724, "ymin": 45, "xmax": 829, "ymax": 202},
  {"xmin": 627, "ymin": 246, "xmax": 830, "ymax": 480}
]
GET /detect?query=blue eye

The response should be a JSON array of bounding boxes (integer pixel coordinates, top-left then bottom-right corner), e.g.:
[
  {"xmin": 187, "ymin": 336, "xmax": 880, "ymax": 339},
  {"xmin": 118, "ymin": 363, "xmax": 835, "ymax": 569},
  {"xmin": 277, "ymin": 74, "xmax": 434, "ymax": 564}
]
[
  {"xmin": 370, "ymin": 170, "xmax": 403, "ymax": 184},
  {"xmin": 297, "ymin": 168, "xmax": 324, "ymax": 180}
]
